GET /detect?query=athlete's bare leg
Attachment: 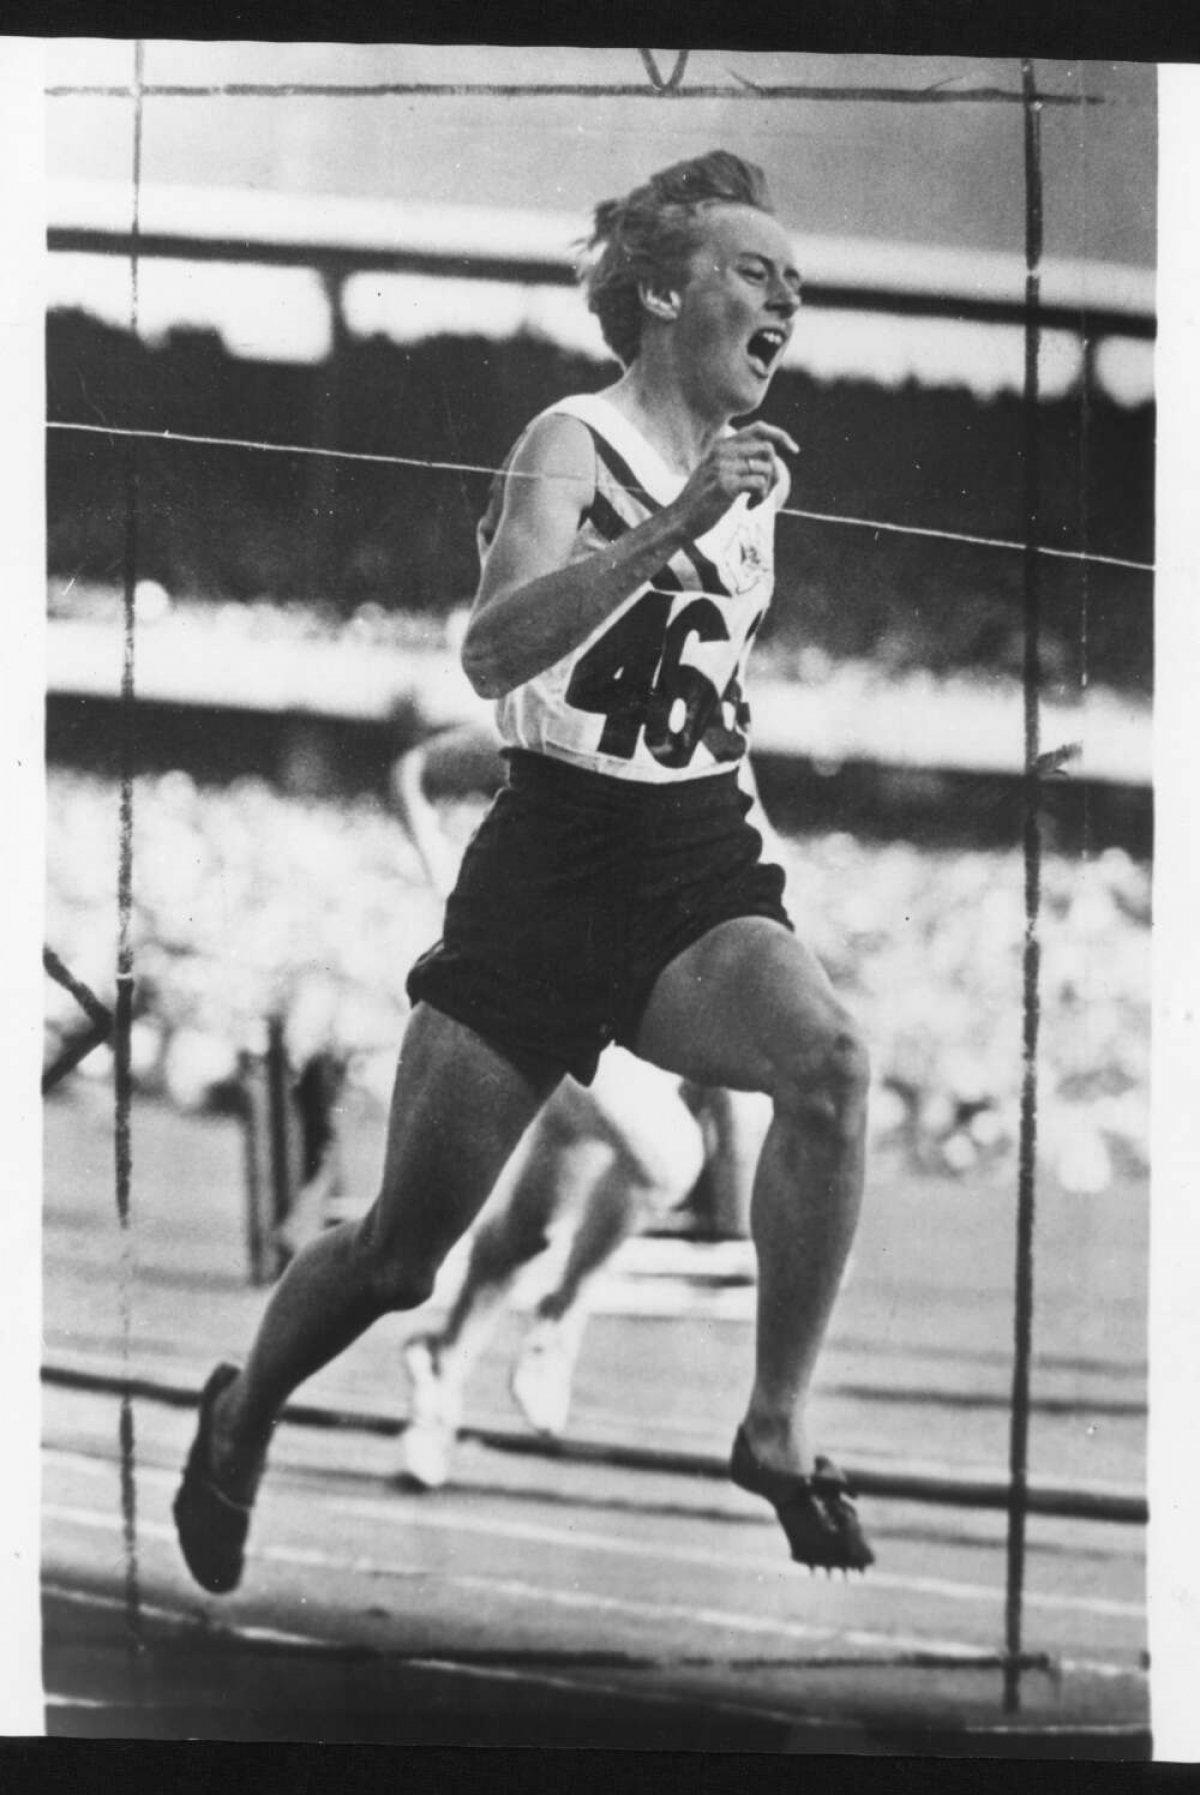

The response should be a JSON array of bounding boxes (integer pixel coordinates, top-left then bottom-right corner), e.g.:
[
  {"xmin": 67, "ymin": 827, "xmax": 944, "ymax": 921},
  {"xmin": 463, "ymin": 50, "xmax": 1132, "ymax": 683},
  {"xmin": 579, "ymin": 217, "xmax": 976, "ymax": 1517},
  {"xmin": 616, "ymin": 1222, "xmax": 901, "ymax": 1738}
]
[
  {"xmin": 634, "ymin": 916, "xmax": 869, "ymax": 1481},
  {"xmin": 206, "ymin": 1004, "xmax": 557, "ymax": 1501},
  {"xmin": 409, "ymin": 1061, "xmax": 703, "ymax": 1399},
  {"xmin": 683, "ymin": 1085, "xmax": 772, "ymax": 1239},
  {"xmin": 533, "ymin": 1054, "xmax": 705, "ymax": 1321},
  {"xmin": 504, "ymin": 1065, "xmax": 704, "ymax": 1436},
  {"xmin": 400, "ymin": 1121, "xmax": 625, "ymax": 1467},
  {"xmin": 418, "ymin": 1113, "xmax": 613, "ymax": 1392},
  {"xmin": 274, "ymin": 1154, "xmax": 339, "ymax": 1261},
  {"xmin": 535, "ymin": 1152, "xmax": 642, "ymax": 1322}
]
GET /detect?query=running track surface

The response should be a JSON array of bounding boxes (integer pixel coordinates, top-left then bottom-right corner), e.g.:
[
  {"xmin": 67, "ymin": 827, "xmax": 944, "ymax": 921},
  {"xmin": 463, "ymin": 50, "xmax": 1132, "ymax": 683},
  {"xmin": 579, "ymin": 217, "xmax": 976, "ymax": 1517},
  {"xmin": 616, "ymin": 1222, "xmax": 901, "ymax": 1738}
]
[{"xmin": 41, "ymin": 1088, "xmax": 1150, "ymax": 1751}]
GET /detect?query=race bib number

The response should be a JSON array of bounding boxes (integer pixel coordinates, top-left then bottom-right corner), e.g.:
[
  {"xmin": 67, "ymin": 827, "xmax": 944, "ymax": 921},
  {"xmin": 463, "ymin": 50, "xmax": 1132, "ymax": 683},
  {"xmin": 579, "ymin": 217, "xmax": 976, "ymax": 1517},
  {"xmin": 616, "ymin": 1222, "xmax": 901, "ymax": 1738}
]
[{"xmin": 565, "ymin": 590, "xmax": 760, "ymax": 768}]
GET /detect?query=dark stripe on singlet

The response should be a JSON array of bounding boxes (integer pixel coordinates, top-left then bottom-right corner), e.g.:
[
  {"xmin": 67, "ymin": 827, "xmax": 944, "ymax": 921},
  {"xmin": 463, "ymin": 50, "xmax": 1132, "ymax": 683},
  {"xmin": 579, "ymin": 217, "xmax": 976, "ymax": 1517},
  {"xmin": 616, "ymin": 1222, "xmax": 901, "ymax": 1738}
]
[
  {"xmin": 584, "ymin": 489, "xmax": 632, "ymax": 544},
  {"xmin": 585, "ymin": 425, "xmax": 733, "ymax": 600},
  {"xmin": 478, "ymin": 413, "xmax": 739, "ymax": 596},
  {"xmin": 587, "ymin": 429, "xmax": 658, "ymax": 514},
  {"xmin": 679, "ymin": 537, "xmax": 732, "ymax": 600}
]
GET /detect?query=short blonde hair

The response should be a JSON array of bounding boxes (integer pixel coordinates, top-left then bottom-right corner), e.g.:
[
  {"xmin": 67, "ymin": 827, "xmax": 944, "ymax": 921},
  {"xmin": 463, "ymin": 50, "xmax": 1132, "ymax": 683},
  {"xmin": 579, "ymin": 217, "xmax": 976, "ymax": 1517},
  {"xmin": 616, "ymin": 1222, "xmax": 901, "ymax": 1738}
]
[{"xmin": 580, "ymin": 150, "xmax": 775, "ymax": 367}]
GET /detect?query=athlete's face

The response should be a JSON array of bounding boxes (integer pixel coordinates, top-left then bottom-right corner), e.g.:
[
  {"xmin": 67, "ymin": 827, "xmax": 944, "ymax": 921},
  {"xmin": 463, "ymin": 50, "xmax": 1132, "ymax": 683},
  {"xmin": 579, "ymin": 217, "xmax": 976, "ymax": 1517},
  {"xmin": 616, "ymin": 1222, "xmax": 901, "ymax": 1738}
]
[{"xmin": 668, "ymin": 205, "xmax": 802, "ymax": 416}]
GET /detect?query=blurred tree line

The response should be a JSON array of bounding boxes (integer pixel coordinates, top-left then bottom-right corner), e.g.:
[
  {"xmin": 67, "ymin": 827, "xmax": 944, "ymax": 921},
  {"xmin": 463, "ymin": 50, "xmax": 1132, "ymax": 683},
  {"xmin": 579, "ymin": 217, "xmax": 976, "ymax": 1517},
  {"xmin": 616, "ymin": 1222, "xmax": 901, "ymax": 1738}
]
[{"xmin": 46, "ymin": 311, "xmax": 1154, "ymax": 693}]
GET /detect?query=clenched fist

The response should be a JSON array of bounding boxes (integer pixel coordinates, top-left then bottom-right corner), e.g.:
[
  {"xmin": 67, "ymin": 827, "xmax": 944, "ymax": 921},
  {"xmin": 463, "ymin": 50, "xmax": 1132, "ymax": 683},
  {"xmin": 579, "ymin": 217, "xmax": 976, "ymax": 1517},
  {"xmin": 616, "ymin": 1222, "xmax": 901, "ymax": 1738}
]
[{"xmin": 671, "ymin": 422, "xmax": 799, "ymax": 537}]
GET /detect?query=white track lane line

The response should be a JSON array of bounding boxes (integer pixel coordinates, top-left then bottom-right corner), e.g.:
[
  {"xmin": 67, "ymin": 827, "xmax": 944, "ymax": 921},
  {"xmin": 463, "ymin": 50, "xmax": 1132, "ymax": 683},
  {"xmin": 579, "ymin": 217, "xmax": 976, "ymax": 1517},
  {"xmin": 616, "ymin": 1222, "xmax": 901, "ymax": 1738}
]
[
  {"xmin": 44, "ymin": 1579, "xmax": 365, "ymax": 1649},
  {"xmin": 43, "ymin": 1443, "xmax": 1145, "ymax": 1622},
  {"xmin": 44, "ymin": 1502, "xmax": 990, "ymax": 1663},
  {"xmin": 44, "ymin": 1494, "xmax": 1145, "ymax": 1678},
  {"xmin": 42, "ymin": 1446, "xmax": 1144, "ymax": 1621}
]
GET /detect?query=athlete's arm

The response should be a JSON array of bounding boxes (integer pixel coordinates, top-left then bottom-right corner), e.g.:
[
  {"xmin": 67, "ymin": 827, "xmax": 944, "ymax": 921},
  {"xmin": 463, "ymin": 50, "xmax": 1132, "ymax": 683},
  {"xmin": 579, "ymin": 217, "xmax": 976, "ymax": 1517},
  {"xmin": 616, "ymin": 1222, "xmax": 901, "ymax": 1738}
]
[
  {"xmin": 461, "ymin": 412, "xmax": 798, "ymax": 701},
  {"xmin": 462, "ymin": 413, "xmax": 688, "ymax": 701}
]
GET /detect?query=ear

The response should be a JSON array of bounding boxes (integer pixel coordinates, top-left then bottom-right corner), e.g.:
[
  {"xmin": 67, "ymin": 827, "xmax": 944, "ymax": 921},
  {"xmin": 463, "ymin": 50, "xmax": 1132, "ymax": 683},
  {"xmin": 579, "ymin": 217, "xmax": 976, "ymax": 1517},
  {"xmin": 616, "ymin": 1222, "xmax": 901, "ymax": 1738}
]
[{"xmin": 638, "ymin": 279, "xmax": 682, "ymax": 323}]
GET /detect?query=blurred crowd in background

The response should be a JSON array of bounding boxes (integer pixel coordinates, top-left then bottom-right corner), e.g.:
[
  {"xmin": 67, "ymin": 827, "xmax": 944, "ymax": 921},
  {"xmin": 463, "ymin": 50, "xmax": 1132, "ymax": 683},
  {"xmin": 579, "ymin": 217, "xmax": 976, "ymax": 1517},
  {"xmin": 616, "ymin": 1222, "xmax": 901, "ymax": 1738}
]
[{"xmin": 45, "ymin": 762, "xmax": 1149, "ymax": 1201}]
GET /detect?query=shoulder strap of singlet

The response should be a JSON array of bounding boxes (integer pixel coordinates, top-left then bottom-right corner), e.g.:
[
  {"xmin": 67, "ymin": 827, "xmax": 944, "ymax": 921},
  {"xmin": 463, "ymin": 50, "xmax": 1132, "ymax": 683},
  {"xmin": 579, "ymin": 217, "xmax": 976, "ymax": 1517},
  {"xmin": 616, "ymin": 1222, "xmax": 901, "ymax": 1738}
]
[
  {"xmin": 545, "ymin": 392, "xmax": 684, "ymax": 510},
  {"xmin": 477, "ymin": 396, "xmax": 631, "ymax": 556}
]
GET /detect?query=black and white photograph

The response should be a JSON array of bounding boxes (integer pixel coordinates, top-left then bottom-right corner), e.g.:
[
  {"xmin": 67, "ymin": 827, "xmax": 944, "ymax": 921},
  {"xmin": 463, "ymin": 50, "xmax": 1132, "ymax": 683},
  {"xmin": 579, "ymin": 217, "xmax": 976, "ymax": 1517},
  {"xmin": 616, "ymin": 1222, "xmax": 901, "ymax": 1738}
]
[{"xmin": 7, "ymin": 33, "xmax": 1198, "ymax": 1756}]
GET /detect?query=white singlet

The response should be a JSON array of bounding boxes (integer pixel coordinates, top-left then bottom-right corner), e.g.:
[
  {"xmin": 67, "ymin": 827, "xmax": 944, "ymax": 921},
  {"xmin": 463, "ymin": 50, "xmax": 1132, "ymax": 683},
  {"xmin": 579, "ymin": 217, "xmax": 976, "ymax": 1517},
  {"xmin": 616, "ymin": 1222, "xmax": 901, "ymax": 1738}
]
[{"xmin": 483, "ymin": 392, "xmax": 785, "ymax": 785}]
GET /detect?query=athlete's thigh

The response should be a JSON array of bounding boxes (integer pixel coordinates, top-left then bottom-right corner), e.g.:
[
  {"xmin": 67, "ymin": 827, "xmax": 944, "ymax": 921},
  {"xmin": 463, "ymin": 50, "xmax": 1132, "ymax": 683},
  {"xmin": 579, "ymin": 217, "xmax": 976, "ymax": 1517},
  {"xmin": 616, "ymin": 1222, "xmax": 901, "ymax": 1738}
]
[
  {"xmin": 554, "ymin": 1048, "xmax": 704, "ymax": 1195},
  {"xmin": 370, "ymin": 1000, "xmax": 558, "ymax": 1264},
  {"xmin": 632, "ymin": 915, "xmax": 852, "ymax": 1093}
]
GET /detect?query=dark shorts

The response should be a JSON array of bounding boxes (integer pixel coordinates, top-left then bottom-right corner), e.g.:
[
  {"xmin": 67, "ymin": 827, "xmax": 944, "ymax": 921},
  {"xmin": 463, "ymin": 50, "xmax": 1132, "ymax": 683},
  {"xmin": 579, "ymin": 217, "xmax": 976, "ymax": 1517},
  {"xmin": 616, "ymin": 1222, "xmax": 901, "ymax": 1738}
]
[{"xmin": 406, "ymin": 750, "xmax": 791, "ymax": 1086}]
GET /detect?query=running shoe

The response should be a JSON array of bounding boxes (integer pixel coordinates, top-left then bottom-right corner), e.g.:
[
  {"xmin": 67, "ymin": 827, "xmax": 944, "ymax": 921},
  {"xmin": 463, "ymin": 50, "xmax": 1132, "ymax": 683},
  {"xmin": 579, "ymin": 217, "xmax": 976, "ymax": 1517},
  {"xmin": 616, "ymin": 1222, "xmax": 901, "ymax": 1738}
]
[
  {"xmin": 398, "ymin": 1335, "xmax": 461, "ymax": 1491},
  {"xmin": 509, "ymin": 1312, "xmax": 584, "ymax": 1438},
  {"xmin": 730, "ymin": 1426, "xmax": 874, "ymax": 1572},
  {"xmin": 173, "ymin": 1362, "xmax": 255, "ymax": 1595}
]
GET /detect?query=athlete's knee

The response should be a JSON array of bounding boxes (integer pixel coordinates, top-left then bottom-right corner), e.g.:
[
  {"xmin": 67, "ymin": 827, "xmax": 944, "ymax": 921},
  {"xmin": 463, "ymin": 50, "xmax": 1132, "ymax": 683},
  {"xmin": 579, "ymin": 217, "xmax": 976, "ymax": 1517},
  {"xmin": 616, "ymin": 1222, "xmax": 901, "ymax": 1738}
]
[
  {"xmin": 348, "ymin": 1212, "xmax": 441, "ymax": 1313},
  {"xmin": 367, "ymin": 1253, "xmax": 439, "ymax": 1314},
  {"xmin": 772, "ymin": 1011, "xmax": 870, "ymax": 1141}
]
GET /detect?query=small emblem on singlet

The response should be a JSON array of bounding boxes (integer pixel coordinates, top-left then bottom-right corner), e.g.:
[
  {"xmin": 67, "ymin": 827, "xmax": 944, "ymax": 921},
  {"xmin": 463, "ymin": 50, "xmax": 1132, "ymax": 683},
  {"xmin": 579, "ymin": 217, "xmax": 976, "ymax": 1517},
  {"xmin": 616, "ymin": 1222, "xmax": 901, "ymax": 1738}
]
[{"xmin": 724, "ymin": 529, "xmax": 771, "ymax": 596}]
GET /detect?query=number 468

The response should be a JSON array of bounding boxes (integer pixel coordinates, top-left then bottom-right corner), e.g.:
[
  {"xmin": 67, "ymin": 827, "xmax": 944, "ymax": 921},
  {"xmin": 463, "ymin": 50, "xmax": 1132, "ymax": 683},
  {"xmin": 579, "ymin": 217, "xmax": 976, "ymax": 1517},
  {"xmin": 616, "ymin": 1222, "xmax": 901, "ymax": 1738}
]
[{"xmin": 565, "ymin": 589, "xmax": 760, "ymax": 769}]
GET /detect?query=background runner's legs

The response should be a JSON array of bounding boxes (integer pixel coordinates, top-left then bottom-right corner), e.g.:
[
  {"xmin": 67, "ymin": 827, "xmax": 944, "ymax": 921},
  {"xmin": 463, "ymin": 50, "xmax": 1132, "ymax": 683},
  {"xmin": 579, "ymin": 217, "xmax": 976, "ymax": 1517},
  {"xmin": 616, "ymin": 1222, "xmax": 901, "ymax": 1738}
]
[{"xmin": 406, "ymin": 1062, "xmax": 705, "ymax": 1418}]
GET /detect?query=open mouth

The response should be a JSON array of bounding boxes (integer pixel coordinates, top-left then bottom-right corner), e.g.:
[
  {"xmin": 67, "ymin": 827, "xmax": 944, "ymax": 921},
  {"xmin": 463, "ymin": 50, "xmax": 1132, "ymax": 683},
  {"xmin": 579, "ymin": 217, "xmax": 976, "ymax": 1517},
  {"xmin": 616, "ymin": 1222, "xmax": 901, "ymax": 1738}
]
[{"xmin": 747, "ymin": 328, "xmax": 787, "ymax": 377}]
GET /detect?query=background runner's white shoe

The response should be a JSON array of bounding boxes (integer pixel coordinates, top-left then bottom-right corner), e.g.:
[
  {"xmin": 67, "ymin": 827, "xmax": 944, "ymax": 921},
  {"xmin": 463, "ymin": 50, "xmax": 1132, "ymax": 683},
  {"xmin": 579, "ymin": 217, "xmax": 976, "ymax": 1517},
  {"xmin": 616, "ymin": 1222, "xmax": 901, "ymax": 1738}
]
[
  {"xmin": 509, "ymin": 1313, "xmax": 585, "ymax": 1437},
  {"xmin": 399, "ymin": 1336, "xmax": 461, "ymax": 1490}
]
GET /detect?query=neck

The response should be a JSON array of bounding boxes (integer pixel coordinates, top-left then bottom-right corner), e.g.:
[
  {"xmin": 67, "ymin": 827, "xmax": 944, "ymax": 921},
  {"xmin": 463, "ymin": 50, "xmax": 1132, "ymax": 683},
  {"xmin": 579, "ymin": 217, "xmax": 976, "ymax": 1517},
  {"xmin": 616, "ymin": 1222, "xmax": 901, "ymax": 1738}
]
[{"xmin": 604, "ymin": 356, "xmax": 728, "ymax": 476}]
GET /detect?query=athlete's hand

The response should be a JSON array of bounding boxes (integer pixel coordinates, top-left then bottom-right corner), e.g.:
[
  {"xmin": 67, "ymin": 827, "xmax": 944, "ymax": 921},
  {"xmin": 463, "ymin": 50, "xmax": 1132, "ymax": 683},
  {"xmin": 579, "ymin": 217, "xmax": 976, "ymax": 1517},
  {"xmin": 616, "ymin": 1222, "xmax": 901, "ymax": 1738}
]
[{"xmin": 671, "ymin": 423, "xmax": 798, "ymax": 537}]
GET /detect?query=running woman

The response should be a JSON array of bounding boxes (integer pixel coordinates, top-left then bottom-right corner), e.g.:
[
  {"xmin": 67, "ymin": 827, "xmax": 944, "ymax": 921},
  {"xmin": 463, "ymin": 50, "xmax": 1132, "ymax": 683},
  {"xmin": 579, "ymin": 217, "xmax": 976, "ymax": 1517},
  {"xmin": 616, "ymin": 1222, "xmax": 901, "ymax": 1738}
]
[
  {"xmin": 175, "ymin": 149, "xmax": 874, "ymax": 1591},
  {"xmin": 391, "ymin": 721, "xmax": 770, "ymax": 1488}
]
